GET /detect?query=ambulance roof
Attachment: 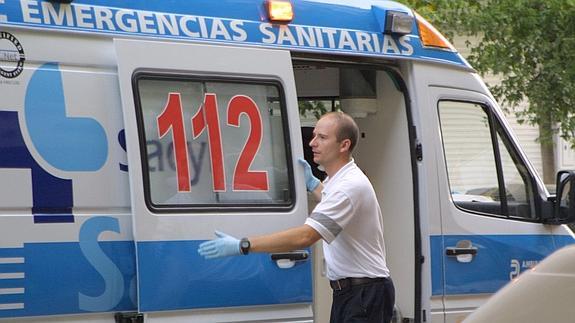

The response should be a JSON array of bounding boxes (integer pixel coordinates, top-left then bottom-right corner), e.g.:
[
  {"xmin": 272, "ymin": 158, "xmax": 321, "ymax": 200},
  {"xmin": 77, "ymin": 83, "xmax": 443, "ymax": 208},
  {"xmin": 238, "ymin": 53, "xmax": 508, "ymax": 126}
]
[{"xmin": 0, "ymin": 0, "xmax": 470, "ymax": 68}]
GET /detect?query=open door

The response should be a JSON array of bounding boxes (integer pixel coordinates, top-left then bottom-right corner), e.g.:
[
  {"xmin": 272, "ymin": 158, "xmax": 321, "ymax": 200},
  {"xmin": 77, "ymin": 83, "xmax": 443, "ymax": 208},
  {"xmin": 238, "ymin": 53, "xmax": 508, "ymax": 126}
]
[{"xmin": 115, "ymin": 39, "xmax": 312, "ymax": 320}]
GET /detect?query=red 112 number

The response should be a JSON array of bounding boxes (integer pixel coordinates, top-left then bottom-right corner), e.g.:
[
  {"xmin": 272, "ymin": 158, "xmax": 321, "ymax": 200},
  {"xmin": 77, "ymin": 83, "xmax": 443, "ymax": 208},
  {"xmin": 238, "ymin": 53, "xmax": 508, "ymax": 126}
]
[{"xmin": 157, "ymin": 92, "xmax": 269, "ymax": 192}]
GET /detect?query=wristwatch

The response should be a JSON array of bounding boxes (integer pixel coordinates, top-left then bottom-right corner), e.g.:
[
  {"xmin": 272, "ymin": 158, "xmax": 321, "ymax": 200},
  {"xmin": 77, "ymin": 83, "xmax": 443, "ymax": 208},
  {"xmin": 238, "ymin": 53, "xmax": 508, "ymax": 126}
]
[{"xmin": 240, "ymin": 238, "xmax": 251, "ymax": 255}]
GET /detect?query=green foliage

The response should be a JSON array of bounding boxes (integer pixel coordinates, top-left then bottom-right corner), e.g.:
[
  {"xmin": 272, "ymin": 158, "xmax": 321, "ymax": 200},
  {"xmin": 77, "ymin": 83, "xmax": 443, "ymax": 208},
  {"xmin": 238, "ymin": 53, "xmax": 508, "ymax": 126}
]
[
  {"xmin": 398, "ymin": 0, "xmax": 575, "ymax": 147},
  {"xmin": 298, "ymin": 100, "xmax": 328, "ymax": 119}
]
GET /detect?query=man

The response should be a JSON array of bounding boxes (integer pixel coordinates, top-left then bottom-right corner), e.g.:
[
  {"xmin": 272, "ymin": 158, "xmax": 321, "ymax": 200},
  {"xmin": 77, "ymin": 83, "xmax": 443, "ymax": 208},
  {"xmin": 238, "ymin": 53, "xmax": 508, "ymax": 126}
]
[{"xmin": 198, "ymin": 111, "xmax": 394, "ymax": 322}]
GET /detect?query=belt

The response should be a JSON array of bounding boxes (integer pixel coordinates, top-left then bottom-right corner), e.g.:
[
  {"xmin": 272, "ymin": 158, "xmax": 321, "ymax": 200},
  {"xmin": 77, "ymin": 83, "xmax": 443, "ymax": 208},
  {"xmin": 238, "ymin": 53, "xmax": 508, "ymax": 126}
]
[{"xmin": 329, "ymin": 277, "xmax": 387, "ymax": 291}]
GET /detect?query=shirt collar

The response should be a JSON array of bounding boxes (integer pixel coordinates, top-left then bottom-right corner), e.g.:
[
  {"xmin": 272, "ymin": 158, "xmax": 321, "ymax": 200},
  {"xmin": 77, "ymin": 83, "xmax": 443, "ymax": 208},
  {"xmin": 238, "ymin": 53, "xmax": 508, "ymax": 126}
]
[{"xmin": 323, "ymin": 158, "xmax": 355, "ymax": 187}]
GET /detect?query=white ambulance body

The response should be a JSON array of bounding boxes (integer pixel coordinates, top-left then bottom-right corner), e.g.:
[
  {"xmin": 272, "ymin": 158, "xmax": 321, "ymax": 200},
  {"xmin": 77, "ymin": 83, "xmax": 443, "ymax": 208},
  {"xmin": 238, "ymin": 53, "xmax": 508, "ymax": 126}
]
[{"xmin": 0, "ymin": 1, "xmax": 574, "ymax": 322}]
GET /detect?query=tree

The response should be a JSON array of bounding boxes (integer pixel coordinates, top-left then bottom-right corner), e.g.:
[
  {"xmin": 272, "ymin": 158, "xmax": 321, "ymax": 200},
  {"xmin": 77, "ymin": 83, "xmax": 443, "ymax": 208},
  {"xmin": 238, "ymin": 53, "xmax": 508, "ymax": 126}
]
[
  {"xmin": 298, "ymin": 100, "xmax": 328, "ymax": 120},
  {"xmin": 400, "ymin": 0, "xmax": 575, "ymax": 182}
]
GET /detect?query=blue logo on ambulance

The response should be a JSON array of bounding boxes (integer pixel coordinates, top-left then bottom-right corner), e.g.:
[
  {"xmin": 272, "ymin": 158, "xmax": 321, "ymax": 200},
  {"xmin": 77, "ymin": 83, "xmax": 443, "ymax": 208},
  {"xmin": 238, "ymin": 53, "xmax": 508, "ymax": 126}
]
[{"xmin": 0, "ymin": 63, "xmax": 136, "ymax": 318}]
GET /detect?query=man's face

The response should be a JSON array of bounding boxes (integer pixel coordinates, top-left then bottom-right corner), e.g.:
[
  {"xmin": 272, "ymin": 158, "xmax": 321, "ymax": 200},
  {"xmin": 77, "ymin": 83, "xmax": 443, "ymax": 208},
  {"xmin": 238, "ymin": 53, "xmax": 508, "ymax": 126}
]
[{"xmin": 310, "ymin": 115, "xmax": 343, "ymax": 167}]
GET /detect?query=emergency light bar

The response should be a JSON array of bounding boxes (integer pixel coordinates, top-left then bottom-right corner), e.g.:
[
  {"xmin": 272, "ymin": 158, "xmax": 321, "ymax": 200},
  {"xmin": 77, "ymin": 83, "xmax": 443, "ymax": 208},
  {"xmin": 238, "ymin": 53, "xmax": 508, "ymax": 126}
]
[{"xmin": 266, "ymin": 0, "xmax": 294, "ymax": 23}]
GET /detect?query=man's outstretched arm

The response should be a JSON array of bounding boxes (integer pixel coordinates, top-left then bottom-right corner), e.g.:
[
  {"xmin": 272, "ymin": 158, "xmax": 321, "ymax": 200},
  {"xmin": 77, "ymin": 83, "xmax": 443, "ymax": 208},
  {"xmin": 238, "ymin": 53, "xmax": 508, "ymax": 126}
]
[
  {"xmin": 198, "ymin": 225, "xmax": 321, "ymax": 259},
  {"xmin": 250, "ymin": 225, "xmax": 321, "ymax": 253}
]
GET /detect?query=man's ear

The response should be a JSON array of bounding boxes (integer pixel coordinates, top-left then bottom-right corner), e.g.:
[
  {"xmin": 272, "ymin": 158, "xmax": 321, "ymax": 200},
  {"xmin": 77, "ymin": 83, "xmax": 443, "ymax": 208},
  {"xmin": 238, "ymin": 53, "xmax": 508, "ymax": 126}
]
[{"xmin": 339, "ymin": 139, "xmax": 352, "ymax": 153}]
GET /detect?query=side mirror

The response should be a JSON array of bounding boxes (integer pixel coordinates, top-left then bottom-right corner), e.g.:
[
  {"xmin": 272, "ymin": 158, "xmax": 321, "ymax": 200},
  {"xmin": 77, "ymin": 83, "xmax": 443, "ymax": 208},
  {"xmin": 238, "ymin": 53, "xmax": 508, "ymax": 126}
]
[{"xmin": 553, "ymin": 170, "xmax": 575, "ymax": 223}]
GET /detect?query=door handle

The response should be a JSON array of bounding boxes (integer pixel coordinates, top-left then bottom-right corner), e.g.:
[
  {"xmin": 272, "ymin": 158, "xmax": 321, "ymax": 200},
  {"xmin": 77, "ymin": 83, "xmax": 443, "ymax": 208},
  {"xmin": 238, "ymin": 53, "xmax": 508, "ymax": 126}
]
[
  {"xmin": 271, "ymin": 250, "xmax": 309, "ymax": 269},
  {"xmin": 445, "ymin": 247, "xmax": 478, "ymax": 256},
  {"xmin": 446, "ymin": 240, "xmax": 477, "ymax": 263}
]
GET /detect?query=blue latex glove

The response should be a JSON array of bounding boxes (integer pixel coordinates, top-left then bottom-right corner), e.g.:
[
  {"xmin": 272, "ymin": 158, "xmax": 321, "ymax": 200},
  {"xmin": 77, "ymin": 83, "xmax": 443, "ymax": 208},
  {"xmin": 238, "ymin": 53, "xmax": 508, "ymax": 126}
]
[
  {"xmin": 197, "ymin": 230, "xmax": 241, "ymax": 259},
  {"xmin": 298, "ymin": 158, "xmax": 320, "ymax": 192}
]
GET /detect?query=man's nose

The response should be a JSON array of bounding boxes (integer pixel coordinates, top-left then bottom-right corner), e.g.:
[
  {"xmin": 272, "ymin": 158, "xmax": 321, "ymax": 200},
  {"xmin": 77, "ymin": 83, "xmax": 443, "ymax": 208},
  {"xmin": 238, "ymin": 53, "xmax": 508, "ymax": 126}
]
[{"xmin": 309, "ymin": 137, "xmax": 316, "ymax": 147}]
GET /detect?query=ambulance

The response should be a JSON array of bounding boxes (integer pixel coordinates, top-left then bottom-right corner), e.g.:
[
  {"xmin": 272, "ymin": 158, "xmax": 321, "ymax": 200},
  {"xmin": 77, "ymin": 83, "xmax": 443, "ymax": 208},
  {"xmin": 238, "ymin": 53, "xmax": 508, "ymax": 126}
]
[{"xmin": 0, "ymin": 0, "xmax": 573, "ymax": 322}]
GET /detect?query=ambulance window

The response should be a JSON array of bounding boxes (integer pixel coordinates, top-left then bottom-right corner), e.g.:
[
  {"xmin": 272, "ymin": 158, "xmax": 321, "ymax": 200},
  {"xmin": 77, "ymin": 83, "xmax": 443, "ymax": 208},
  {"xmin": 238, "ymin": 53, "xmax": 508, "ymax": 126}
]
[
  {"xmin": 134, "ymin": 74, "xmax": 292, "ymax": 211},
  {"xmin": 438, "ymin": 101, "xmax": 536, "ymax": 220}
]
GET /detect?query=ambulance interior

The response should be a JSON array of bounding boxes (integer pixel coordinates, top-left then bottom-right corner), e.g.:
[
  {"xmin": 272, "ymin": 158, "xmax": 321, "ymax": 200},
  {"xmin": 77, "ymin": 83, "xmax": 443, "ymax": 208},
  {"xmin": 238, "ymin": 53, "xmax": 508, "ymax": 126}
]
[{"xmin": 292, "ymin": 62, "xmax": 415, "ymax": 320}]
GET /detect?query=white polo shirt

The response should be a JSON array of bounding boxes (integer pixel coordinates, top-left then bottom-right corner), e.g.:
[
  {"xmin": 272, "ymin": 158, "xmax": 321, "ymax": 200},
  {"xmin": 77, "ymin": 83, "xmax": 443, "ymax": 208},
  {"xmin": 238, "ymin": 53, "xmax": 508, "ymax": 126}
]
[{"xmin": 304, "ymin": 160, "xmax": 390, "ymax": 281}]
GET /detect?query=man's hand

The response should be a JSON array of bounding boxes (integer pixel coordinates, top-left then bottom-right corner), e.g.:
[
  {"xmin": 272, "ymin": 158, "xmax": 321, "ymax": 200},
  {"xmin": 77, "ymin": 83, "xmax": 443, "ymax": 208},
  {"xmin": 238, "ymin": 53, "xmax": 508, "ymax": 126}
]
[
  {"xmin": 298, "ymin": 158, "xmax": 320, "ymax": 192},
  {"xmin": 198, "ymin": 231, "xmax": 241, "ymax": 259}
]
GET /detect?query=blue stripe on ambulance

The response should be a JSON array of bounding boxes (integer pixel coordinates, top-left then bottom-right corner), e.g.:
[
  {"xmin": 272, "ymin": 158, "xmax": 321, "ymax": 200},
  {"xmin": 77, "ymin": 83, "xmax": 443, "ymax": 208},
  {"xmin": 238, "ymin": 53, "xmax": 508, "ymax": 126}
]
[
  {"xmin": 0, "ymin": 247, "xmax": 25, "ymax": 313},
  {"xmin": 0, "ymin": 240, "xmax": 136, "ymax": 318},
  {"xmin": 0, "ymin": 239, "xmax": 312, "ymax": 316},
  {"xmin": 431, "ymin": 234, "xmax": 575, "ymax": 296},
  {"xmin": 553, "ymin": 234, "xmax": 575, "ymax": 249},
  {"xmin": 137, "ymin": 241, "xmax": 312, "ymax": 311}
]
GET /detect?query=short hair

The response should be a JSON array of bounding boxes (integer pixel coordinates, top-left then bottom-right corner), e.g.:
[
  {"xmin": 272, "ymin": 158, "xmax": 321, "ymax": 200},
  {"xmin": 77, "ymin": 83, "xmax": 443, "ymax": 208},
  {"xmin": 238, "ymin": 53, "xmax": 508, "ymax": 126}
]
[{"xmin": 322, "ymin": 111, "xmax": 359, "ymax": 153}]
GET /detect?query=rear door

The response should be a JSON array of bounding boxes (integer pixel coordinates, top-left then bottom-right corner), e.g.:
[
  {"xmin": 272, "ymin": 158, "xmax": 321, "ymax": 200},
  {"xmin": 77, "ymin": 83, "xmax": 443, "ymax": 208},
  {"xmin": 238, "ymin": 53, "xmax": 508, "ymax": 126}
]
[
  {"xmin": 431, "ymin": 87, "xmax": 554, "ymax": 322},
  {"xmin": 115, "ymin": 39, "xmax": 312, "ymax": 321}
]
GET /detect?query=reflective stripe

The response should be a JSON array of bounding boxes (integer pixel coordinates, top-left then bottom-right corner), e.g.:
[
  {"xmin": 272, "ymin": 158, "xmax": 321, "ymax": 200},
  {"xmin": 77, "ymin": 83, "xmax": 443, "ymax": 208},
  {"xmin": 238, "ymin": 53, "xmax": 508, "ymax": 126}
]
[{"xmin": 310, "ymin": 212, "xmax": 342, "ymax": 238}]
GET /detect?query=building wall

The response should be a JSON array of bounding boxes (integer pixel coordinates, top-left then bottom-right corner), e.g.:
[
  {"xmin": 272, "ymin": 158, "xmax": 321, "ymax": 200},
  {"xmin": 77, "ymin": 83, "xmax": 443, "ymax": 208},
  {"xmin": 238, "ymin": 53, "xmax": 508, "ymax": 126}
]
[{"xmin": 453, "ymin": 36, "xmax": 545, "ymax": 178}]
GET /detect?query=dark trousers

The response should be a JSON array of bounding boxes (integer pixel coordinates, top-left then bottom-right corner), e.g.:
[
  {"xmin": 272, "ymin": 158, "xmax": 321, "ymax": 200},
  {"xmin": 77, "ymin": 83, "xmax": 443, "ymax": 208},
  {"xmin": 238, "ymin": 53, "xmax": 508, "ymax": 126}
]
[{"xmin": 330, "ymin": 277, "xmax": 395, "ymax": 323}]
